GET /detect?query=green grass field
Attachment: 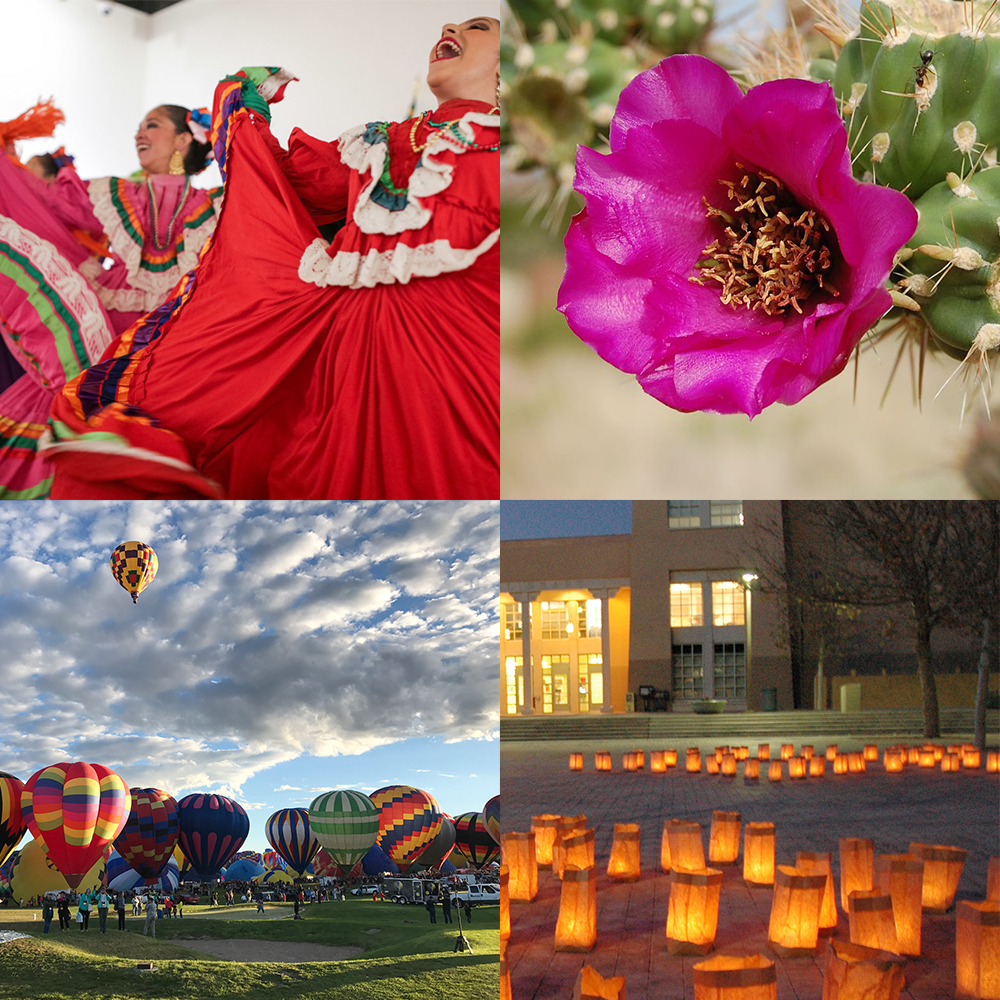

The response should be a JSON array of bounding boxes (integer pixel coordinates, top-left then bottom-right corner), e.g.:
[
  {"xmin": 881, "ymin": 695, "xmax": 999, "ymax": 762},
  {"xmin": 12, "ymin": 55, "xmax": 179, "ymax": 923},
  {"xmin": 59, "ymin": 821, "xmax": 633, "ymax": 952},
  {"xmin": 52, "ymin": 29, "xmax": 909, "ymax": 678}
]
[{"xmin": 0, "ymin": 899, "xmax": 500, "ymax": 999}]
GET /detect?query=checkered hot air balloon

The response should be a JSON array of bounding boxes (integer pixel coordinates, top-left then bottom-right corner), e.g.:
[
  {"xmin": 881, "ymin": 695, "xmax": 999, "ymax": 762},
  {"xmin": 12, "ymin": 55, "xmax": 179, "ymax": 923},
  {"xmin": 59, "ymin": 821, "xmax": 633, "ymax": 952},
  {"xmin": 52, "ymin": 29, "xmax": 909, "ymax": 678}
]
[
  {"xmin": 452, "ymin": 811, "xmax": 501, "ymax": 867},
  {"xmin": 308, "ymin": 790, "xmax": 380, "ymax": 869},
  {"xmin": 20, "ymin": 762, "xmax": 131, "ymax": 890},
  {"xmin": 0, "ymin": 771, "xmax": 26, "ymax": 869},
  {"xmin": 110, "ymin": 541, "xmax": 158, "ymax": 604},
  {"xmin": 369, "ymin": 785, "xmax": 443, "ymax": 873},
  {"xmin": 177, "ymin": 793, "xmax": 249, "ymax": 881},
  {"xmin": 112, "ymin": 787, "xmax": 179, "ymax": 884},
  {"xmin": 483, "ymin": 794, "xmax": 500, "ymax": 845},
  {"xmin": 265, "ymin": 808, "xmax": 320, "ymax": 875}
]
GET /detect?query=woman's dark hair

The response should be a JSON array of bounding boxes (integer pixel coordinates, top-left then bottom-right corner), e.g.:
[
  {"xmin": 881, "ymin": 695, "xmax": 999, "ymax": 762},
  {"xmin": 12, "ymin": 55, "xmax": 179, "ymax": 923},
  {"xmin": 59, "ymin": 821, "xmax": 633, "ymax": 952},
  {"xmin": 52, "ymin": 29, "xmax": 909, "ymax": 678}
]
[
  {"xmin": 159, "ymin": 104, "xmax": 211, "ymax": 175},
  {"xmin": 30, "ymin": 153, "xmax": 59, "ymax": 179}
]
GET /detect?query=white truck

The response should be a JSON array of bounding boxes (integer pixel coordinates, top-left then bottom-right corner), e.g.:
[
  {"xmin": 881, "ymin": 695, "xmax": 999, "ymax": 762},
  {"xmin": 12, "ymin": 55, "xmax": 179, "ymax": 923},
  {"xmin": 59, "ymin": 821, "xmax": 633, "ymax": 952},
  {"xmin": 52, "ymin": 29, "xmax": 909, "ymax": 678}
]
[{"xmin": 450, "ymin": 882, "xmax": 500, "ymax": 905}]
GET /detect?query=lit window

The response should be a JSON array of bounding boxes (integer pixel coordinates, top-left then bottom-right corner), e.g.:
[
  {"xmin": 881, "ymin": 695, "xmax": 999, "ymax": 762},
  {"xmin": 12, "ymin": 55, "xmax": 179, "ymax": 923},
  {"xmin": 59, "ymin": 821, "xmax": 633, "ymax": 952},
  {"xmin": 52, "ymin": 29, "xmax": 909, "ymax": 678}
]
[
  {"xmin": 710, "ymin": 501, "xmax": 744, "ymax": 527},
  {"xmin": 670, "ymin": 582, "xmax": 704, "ymax": 627},
  {"xmin": 711, "ymin": 581, "xmax": 746, "ymax": 626},
  {"xmin": 591, "ymin": 669, "xmax": 604, "ymax": 706},
  {"xmin": 578, "ymin": 599, "xmax": 602, "ymax": 638},
  {"xmin": 502, "ymin": 602, "xmax": 522, "ymax": 641},
  {"xmin": 668, "ymin": 500, "xmax": 701, "ymax": 528},
  {"xmin": 671, "ymin": 644, "xmax": 703, "ymax": 699},
  {"xmin": 504, "ymin": 656, "xmax": 523, "ymax": 715},
  {"xmin": 579, "ymin": 653, "xmax": 603, "ymax": 711},
  {"xmin": 713, "ymin": 643, "xmax": 746, "ymax": 698},
  {"xmin": 540, "ymin": 601, "xmax": 570, "ymax": 639}
]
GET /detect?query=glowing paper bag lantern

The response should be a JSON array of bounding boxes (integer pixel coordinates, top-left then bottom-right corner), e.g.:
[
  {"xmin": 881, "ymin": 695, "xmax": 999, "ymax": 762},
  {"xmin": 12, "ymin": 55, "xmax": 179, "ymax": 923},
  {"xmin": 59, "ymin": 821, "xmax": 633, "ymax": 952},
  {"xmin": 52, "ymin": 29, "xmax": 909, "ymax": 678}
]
[
  {"xmin": 848, "ymin": 890, "xmax": 897, "ymax": 952},
  {"xmin": 964, "ymin": 750, "xmax": 982, "ymax": 769},
  {"xmin": 907, "ymin": 747, "xmax": 921, "ymax": 765},
  {"xmin": 768, "ymin": 762, "xmax": 783, "ymax": 782},
  {"xmin": 822, "ymin": 939, "xmax": 905, "ymax": 1000},
  {"xmin": 607, "ymin": 823, "xmax": 640, "ymax": 881},
  {"xmin": 501, "ymin": 942, "xmax": 512, "ymax": 1000},
  {"xmin": 501, "ymin": 831, "xmax": 537, "ymax": 901},
  {"xmin": 825, "ymin": 745, "xmax": 838, "ymax": 762},
  {"xmin": 909, "ymin": 842, "xmax": 967, "ymax": 912},
  {"xmin": 840, "ymin": 838, "xmax": 875, "ymax": 912},
  {"xmin": 667, "ymin": 820, "xmax": 706, "ymax": 871},
  {"xmin": 570, "ymin": 753, "xmax": 584, "ymax": 771},
  {"xmin": 863, "ymin": 745, "xmax": 879, "ymax": 762},
  {"xmin": 721, "ymin": 754, "xmax": 737, "ymax": 777},
  {"xmin": 810, "ymin": 757, "xmax": 827, "ymax": 777},
  {"xmin": 767, "ymin": 865, "xmax": 826, "ymax": 956},
  {"xmin": 707, "ymin": 756, "xmax": 721, "ymax": 776},
  {"xmin": 789, "ymin": 757, "xmax": 807, "ymax": 779},
  {"xmin": 574, "ymin": 965, "xmax": 626, "ymax": 1000},
  {"xmin": 781, "ymin": 744, "xmax": 794, "ymax": 760},
  {"xmin": 744, "ymin": 822, "xmax": 776, "ymax": 887},
  {"xmin": 744, "ymin": 759, "xmax": 760, "ymax": 781},
  {"xmin": 848, "ymin": 753, "xmax": 866, "ymax": 773},
  {"xmin": 801, "ymin": 745, "xmax": 815, "ymax": 760},
  {"xmin": 553, "ymin": 814, "xmax": 587, "ymax": 878},
  {"xmin": 623, "ymin": 752, "xmax": 639, "ymax": 772},
  {"xmin": 499, "ymin": 865, "xmax": 509, "ymax": 940},
  {"xmin": 709, "ymin": 811, "xmax": 741, "ymax": 865},
  {"xmin": 988, "ymin": 752, "xmax": 999, "ymax": 773},
  {"xmin": 651, "ymin": 751, "xmax": 667, "ymax": 773},
  {"xmin": 667, "ymin": 867, "xmax": 724, "ymax": 954},
  {"xmin": 834, "ymin": 755, "xmax": 849, "ymax": 775},
  {"xmin": 687, "ymin": 749, "xmax": 702, "ymax": 773},
  {"xmin": 918, "ymin": 750, "xmax": 936, "ymax": 768},
  {"xmin": 693, "ymin": 954, "xmax": 777, "ymax": 1000},
  {"xmin": 555, "ymin": 864, "xmax": 596, "ymax": 952},
  {"xmin": 665, "ymin": 749, "xmax": 678, "ymax": 768},
  {"xmin": 758, "ymin": 744, "xmax": 771, "ymax": 760},
  {"xmin": 884, "ymin": 751, "xmax": 903, "ymax": 773},
  {"xmin": 562, "ymin": 828, "xmax": 595, "ymax": 876},
  {"xmin": 595, "ymin": 751, "xmax": 612, "ymax": 772},
  {"xmin": 988, "ymin": 857, "xmax": 1000, "ymax": 901},
  {"xmin": 532, "ymin": 814, "xmax": 560, "ymax": 868},
  {"xmin": 633, "ymin": 750, "xmax": 645, "ymax": 769},
  {"xmin": 796, "ymin": 850, "xmax": 837, "ymax": 934},
  {"xmin": 956, "ymin": 900, "xmax": 1000, "ymax": 1000},
  {"xmin": 943, "ymin": 754, "xmax": 961, "ymax": 772},
  {"xmin": 875, "ymin": 854, "xmax": 924, "ymax": 956},
  {"xmin": 736, "ymin": 746, "xmax": 749, "ymax": 761}
]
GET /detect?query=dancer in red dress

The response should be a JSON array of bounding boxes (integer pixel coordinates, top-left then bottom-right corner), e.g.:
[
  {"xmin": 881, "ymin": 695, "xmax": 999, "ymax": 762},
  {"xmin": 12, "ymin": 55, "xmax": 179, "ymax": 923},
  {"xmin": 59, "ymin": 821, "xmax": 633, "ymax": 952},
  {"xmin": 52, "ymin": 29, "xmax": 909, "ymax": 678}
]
[{"xmin": 46, "ymin": 18, "xmax": 499, "ymax": 499}]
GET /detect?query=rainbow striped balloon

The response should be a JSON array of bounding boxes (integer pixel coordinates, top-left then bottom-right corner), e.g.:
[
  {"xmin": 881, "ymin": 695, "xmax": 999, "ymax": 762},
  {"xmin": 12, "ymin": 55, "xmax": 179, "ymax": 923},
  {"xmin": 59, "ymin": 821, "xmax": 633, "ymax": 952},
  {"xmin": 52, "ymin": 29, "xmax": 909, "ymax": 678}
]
[
  {"xmin": 0, "ymin": 771, "xmax": 26, "ymax": 869},
  {"xmin": 369, "ymin": 785, "xmax": 443, "ymax": 873},
  {"xmin": 265, "ymin": 808, "xmax": 320, "ymax": 875},
  {"xmin": 452, "ymin": 811, "xmax": 501, "ymax": 867},
  {"xmin": 20, "ymin": 762, "xmax": 131, "ymax": 890},
  {"xmin": 309, "ymin": 791, "xmax": 380, "ymax": 869},
  {"xmin": 482, "ymin": 794, "xmax": 500, "ymax": 845},
  {"xmin": 113, "ymin": 787, "xmax": 179, "ymax": 884}
]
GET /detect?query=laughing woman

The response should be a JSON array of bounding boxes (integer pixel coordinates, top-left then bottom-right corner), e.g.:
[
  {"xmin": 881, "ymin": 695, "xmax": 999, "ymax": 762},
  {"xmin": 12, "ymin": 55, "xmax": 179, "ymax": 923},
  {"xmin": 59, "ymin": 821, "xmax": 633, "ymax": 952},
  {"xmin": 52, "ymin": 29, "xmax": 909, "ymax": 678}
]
[{"xmin": 46, "ymin": 18, "xmax": 500, "ymax": 500}]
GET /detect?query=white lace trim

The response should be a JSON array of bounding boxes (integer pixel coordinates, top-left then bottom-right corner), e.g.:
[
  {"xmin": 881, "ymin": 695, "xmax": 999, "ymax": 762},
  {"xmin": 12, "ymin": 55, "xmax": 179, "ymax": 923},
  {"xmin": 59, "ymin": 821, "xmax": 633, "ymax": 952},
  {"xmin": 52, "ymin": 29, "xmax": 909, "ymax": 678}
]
[
  {"xmin": 88, "ymin": 176, "xmax": 218, "ymax": 306},
  {"xmin": 298, "ymin": 229, "xmax": 499, "ymax": 289},
  {"xmin": 337, "ymin": 111, "xmax": 499, "ymax": 237},
  {"xmin": 257, "ymin": 67, "xmax": 297, "ymax": 103},
  {"xmin": 0, "ymin": 216, "xmax": 114, "ymax": 373}
]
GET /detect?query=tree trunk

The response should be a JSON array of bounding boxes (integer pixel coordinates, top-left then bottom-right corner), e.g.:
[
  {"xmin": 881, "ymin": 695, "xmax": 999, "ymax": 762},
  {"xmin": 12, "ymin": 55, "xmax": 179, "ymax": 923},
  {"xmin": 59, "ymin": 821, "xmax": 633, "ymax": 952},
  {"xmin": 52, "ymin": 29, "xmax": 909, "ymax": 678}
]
[
  {"xmin": 913, "ymin": 605, "xmax": 940, "ymax": 738},
  {"xmin": 974, "ymin": 616, "xmax": 992, "ymax": 751}
]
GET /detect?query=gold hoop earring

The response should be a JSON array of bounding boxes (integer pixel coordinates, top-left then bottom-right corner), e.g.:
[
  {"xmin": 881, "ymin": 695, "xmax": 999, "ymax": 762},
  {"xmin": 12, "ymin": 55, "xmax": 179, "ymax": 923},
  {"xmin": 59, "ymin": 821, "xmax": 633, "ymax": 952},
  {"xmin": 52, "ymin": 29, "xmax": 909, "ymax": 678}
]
[{"xmin": 168, "ymin": 149, "xmax": 185, "ymax": 175}]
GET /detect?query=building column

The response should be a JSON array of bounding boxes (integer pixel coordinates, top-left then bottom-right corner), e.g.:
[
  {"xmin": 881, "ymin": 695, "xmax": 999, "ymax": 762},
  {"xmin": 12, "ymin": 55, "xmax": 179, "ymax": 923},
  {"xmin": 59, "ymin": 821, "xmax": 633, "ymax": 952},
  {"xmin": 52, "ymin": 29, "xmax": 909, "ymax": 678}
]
[
  {"xmin": 591, "ymin": 588, "xmax": 615, "ymax": 714},
  {"xmin": 513, "ymin": 592, "xmax": 537, "ymax": 715}
]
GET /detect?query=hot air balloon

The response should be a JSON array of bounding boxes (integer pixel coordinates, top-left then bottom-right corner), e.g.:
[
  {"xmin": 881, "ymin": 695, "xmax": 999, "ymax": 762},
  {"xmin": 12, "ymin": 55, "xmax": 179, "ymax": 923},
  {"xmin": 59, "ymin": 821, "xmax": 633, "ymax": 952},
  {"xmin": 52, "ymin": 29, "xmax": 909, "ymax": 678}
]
[
  {"xmin": 261, "ymin": 850, "xmax": 287, "ymax": 871},
  {"xmin": 482, "ymin": 794, "xmax": 500, "ymax": 845},
  {"xmin": 223, "ymin": 857, "xmax": 264, "ymax": 882},
  {"xmin": 112, "ymin": 787, "xmax": 179, "ymax": 884},
  {"xmin": 20, "ymin": 762, "xmax": 131, "ymax": 890},
  {"xmin": 361, "ymin": 842, "xmax": 398, "ymax": 876},
  {"xmin": 110, "ymin": 541, "xmax": 158, "ymax": 603},
  {"xmin": 177, "ymin": 793, "xmax": 249, "ymax": 881},
  {"xmin": 452, "ymin": 811, "xmax": 501, "ymax": 867},
  {"xmin": 309, "ymin": 790, "xmax": 380, "ymax": 870},
  {"xmin": 0, "ymin": 771, "xmax": 26, "ymax": 869},
  {"xmin": 412, "ymin": 814, "xmax": 456, "ymax": 871},
  {"xmin": 255, "ymin": 868, "xmax": 294, "ymax": 885},
  {"xmin": 106, "ymin": 850, "xmax": 180, "ymax": 893},
  {"xmin": 369, "ymin": 785, "xmax": 443, "ymax": 873},
  {"xmin": 265, "ymin": 808, "xmax": 320, "ymax": 875},
  {"xmin": 7, "ymin": 836, "xmax": 108, "ymax": 899},
  {"xmin": 231, "ymin": 850, "xmax": 263, "ymax": 866}
]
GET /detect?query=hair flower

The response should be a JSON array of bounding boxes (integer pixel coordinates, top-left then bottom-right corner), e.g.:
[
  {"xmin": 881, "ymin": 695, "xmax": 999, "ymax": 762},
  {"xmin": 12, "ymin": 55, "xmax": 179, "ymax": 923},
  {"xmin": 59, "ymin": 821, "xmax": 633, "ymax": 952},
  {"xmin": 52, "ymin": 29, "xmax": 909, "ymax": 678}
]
[{"xmin": 557, "ymin": 54, "xmax": 918, "ymax": 417}]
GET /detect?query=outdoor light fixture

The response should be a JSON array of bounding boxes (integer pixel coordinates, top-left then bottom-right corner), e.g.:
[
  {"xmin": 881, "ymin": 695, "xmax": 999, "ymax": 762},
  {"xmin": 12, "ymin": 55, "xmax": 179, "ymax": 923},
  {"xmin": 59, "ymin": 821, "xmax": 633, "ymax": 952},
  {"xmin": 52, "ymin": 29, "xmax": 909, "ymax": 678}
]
[
  {"xmin": 667, "ymin": 867, "xmax": 725, "ymax": 954},
  {"xmin": 501, "ymin": 832, "xmax": 538, "ymax": 901},
  {"xmin": 570, "ymin": 753, "xmax": 584, "ymax": 771},
  {"xmin": 499, "ymin": 865, "xmax": 510, "ymax": 940},
  {"xmin": 768, "ymin": 761, "xmax": 783, "ymax": 782},
  {"xmin": 595, "ymin": 751, "xmax": 612, "ymax": 771},
  {"xmin": 573, "ymin": 965, "xmax": 626, "ymax": 1000},
  {"xmin": 863, "ymin": 745, "xmax": 879, "ymax": 762},
  {"xmin": 709, "ymin": 811, "xmax": 742, "ymax": 865},
  {"xmin": 767, "ymin": 865, "xmax": 826, "ymax": 956},
  {"xmin": 607, "ymin": 823, "xmax": 641, "ymax": 881},
  {"xmin": 822, "ymin": 940, "xmax": 906, "ymax": 1000},
  {"xmin": 555, "ymin": 864, "xmax": 597, "ymax": 952},
  {"xmin": 744, "ymin": 759, "xmax": 760, "ymax": 781},
  {"xmin": 667, "ymin": 820, "xmax": 706, "ymax": 871},
  {"xmin": 796, "ymin": 851, "xmax": 838, "ymax": 935},
  {"xmin": 693, "ymin": 954, "xmax": 777, "ymax": 1000},
  {"xmin": 909, "ymin": 843, "xmax": 967, "ymax": 913},
  {"xmin": 848, "ymin": 890, "xmax": 899, "ymax": 952},
  {"xmin": 875, "ymin": 854, "xmax": 925, "ymax": 956},
  {"xmin": 531, "ymin": 815, "xmax": 561, "ymax": 868},
  {"xmin": 743, "ymin": 822, "xmax": 776, "ymax": 886},
  {"xmin": 809, "ymin": 757, "xmax": 826, "ymax": 777},
  {"xmin": 955, "ymin": 900, "xmax": 1000, "ymax": 1000},
  {"xmin": 687, "ymin": 749, "xmax": 702, "ymax": 773},
  {"xmin": 840, "ymin": 838, "xmax": 875, "ymax": 913}
]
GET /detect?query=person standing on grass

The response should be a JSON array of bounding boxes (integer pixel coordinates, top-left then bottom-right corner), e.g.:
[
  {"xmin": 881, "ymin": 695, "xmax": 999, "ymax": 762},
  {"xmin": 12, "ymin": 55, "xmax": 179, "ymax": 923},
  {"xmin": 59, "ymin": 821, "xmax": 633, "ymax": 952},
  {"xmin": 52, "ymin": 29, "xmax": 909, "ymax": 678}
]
[
  {"xmin": 95, "ymin": 887, "xmax": 110, "ymax": 933},
  {"xmin": 425, "ymin": 894, "xmax": 437, "ymax": 924},
  {"xmin": 143, "ymin": 895, "xmax": 157, "ymax": 937},
  {"xmin": 42, "ymin": 896, "xmax": 53, "ymax": 933},
  {"xmin": 441, "ymin": 887, "xmax": 452, "ymax": 924},
  {"xmin": 78, "ymin": 890, "xmax": 90, "ymax": 931},
  {"xmin": 256, "ymin": 891, "xmax": 265, "ymax": 914},
  {"xmin": 116, "ymin": 892, "xmax": 126, "ymax": 930}
]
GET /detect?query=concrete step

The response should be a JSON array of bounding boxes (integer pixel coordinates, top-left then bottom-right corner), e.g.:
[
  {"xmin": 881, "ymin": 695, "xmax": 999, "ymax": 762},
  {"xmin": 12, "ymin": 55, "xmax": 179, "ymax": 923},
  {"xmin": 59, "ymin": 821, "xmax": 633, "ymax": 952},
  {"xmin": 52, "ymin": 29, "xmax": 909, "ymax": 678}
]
[{"xmin": 499, "ymin": 708, "xmax": 999, "ymax": 742}]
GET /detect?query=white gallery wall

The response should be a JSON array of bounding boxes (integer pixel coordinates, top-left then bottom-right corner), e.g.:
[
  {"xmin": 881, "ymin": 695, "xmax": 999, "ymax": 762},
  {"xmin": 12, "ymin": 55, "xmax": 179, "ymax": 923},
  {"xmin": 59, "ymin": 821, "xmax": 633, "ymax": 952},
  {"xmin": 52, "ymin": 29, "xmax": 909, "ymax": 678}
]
[{"xmin": 2, "ymin": 0, "xmax": 503, "ymax": 187}]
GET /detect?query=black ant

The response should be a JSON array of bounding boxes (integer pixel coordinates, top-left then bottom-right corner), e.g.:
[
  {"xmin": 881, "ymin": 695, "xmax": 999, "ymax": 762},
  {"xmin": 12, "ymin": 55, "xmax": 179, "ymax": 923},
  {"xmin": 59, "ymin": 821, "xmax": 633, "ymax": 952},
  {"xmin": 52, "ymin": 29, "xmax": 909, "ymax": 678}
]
[{"xmin": 914, "ymin": 49, "xmax": 934, "ymax": 88}]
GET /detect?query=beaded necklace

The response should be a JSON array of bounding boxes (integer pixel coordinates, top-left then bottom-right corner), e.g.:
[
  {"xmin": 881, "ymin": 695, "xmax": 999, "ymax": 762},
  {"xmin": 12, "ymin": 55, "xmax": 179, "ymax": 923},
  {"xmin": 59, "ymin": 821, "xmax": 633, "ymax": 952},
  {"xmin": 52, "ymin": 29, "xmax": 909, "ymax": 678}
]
[{"xmin": 146, "ymin": 176, "xmax": 191, "ymax": 251}]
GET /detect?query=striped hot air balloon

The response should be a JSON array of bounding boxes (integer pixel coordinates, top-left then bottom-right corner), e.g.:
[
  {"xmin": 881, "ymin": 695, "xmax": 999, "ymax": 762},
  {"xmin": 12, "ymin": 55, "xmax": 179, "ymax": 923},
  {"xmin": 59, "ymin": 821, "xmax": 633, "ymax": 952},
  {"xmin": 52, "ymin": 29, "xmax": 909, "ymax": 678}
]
[
  {"xmin": 0, "ymin": 771, "xmax": 26, "ymax": 869},
  {"xmin": 369, "ymin": 785, "xmax": 443, "ymax": 873},
  {"xmin": 112, "ymin": 787, "xmax": 179, "ymax": 884},
  {"xmin": 308, "ymin": 790, "xmax": 380, "ymax": 869},
  {"xmin": 265, "ymin": 808, "xmax": 320, "ymax": 875},
  {"xmin": 452, "ymin": 811, "xmax": 501, "ymax": 867},
  {"xmin": 20, "ymin": 762, "xmax": 131, "ymax": 890},
  {"xmin": 110, "ymin": 541, "xmax": 158, "ymax": 603},
  {"xmin": 177, "ymin": 794, "xmax": 249, "ymax": 881},
  {"xmin": 482, "ymin": 794, "xmax": 500, "ymax": 845}
]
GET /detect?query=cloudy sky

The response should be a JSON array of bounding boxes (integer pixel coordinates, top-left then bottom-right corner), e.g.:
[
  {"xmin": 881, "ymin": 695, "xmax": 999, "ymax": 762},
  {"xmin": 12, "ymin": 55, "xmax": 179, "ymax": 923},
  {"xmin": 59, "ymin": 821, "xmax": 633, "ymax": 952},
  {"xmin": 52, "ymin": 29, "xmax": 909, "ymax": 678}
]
[{"xmin": 0, "ymin": 501, "xmax": 498, "ymax": 853}]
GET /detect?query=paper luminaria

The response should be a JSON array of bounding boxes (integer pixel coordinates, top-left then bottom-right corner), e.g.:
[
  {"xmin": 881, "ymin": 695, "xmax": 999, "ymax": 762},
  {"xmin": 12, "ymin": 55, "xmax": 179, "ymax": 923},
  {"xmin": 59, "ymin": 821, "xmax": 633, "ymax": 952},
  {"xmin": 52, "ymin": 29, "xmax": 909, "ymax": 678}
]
[
  {"xmin": 955, "ymin": 900, "xmax": 1000, "ymax": 1000},
  {"xmin": 744, "ymin": 822, "xmax": 776, "ymax": 887},
  {"xmin": 767, "ymin": 865, "xmax": 826, "ymax": 956},
  {"xmin": 499, "ymin": 865, "xmax": 509, "ymax": 940},
  {"xmin": 574, "ymin": 965, "xmax": 626, "ymax": 1000},
  {"xmin": 667, "ymin": 867, "xmax": 724, "ymax": 955},
  {"xmin": 821, "ymin": 939, "xmax": 906, "ymax": 1000},
  {"xmin": 666, "ymin": 820, "xmax": 706, "ymax": 871},
  {"xmin": 709, "ymin": 811, "xmax": 741, "ymax": 865},
  {"xmin": 693, "ymin": 954, "xmax": 777, "ymax": 1000},
  {"xmin": 531, "ymin": 814, "xmax": 560, "ymax": 868},
  {"xmin": 840, "ymin": 838, "xmax": 875, "ymax": 912},
  {"xmin": 909, "ymin": 842, "xmax": 967, "ymax": 913},
  {"xmin": 570, "ymin": 753, "xmax": 584, "ymax": 771},
  {"xmin": 875, "ymin": 854, "xmax": 924, "ymax": 956},
  {"xmin": 607, "ymin": 823, "xmax": 641, "ymax": 881},
  {"xmin": 555, "ymin": 864, "xmax": 597, "ymax": 952},
  {"xmin": 501, "ymin": 831, "xmax": 538, "ymax": 901},
  {"xmin": 796, "ymin": 851, "xmax": 838, "ymax": 935},
  {"xmin": 848, "ymin": 890, "xmax": 898, "ymax": 953}
]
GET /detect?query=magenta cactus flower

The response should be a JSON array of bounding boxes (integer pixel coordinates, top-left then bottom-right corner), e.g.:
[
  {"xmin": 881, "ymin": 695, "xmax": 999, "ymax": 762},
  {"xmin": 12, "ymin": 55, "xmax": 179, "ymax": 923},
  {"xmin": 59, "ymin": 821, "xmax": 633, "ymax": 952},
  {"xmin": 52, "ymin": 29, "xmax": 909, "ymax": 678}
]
[{"xmin": 557, "ymin": 55, "xmax": 918, "ymax": 417}]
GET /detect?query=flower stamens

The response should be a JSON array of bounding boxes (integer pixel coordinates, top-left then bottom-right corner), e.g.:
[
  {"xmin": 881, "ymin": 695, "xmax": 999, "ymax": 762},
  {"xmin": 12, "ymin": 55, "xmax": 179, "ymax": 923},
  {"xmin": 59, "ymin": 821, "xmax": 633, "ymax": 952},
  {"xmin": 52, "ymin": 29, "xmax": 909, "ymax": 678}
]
[{"xmin": 690, "ymin": 164, "xmax": 839, "ymax": 316}]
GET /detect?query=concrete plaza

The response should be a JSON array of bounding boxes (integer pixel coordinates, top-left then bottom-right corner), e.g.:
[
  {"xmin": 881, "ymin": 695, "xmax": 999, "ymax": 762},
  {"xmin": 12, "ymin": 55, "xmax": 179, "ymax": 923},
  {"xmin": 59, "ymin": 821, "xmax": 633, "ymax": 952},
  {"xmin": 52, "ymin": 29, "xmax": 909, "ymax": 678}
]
[{"xmin": 502, "ymin": 732, "xmax": 1000, "ymax": 1000}]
